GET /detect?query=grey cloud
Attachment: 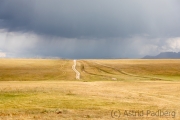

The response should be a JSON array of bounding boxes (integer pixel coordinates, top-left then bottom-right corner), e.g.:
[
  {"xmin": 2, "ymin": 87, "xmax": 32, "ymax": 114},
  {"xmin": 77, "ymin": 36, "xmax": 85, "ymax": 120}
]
[
  {"xmin": 1, "ymin": 0, "xmax": 180, "ymax": 58},
  {"xmin": 0, "ymin": 0, "xmax": 180, "ymax": 38},
  {"xmin": 1, "ymin": 30, "xmax": 180, "ymax": 58}
]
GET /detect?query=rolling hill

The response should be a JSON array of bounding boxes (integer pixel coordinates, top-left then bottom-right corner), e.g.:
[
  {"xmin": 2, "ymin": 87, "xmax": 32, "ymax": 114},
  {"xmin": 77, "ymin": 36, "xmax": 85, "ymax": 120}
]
[{"xmin": 143, "ymin": 52, "xmax": 180, "ymax": 59}]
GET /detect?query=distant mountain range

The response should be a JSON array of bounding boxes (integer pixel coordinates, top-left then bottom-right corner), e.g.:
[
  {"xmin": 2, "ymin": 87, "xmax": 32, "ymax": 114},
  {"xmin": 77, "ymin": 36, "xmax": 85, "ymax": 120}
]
[{"xmin": 143, "ymin": 52, "xmax": 180, "ymax": 59}]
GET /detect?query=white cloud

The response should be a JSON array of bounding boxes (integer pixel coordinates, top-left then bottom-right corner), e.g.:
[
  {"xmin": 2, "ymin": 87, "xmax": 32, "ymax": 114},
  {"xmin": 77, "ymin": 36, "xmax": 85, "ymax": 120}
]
[
  {"xmin": 0, "ymin": 29, "xmax": 39, "ymax": 57},
  {"xmin": 127, "ymin": 36, "xmax": 180, "ymax": 57},
  {"xmin": 0, "ymin": 52, "xmax": 6, "ymax": 57},
  {"xmin": 165, "ymin": 38, "xmax": 180, "ymax": 52}
]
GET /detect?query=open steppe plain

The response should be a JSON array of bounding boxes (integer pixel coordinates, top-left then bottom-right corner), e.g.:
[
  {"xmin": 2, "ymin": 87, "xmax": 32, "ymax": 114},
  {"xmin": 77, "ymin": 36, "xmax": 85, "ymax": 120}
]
[{"xmin": 0, "ymin": 59, "xmax": 180, "ymax": 120}]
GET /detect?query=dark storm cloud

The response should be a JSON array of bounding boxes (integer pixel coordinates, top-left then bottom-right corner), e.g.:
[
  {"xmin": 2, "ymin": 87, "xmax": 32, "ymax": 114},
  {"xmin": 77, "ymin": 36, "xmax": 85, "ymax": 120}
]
[
  {"xmin": 0, "ymin": 0, "xmax": 180, "ymax": 58},
  {"xmin": 0, "ymin": 0, "xmax": 180, "ymax": 38}
]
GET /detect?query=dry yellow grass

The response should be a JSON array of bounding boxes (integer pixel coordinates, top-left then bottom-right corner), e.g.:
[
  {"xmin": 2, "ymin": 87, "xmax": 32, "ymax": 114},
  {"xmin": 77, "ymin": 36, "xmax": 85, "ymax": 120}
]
[
  {"xmin": 0, "ymin": 59, "xmax": 75, "ymax": 81},
  {"xmin": 0, "ymin": 81, "xmax": 180, "ymax": 119},
  {"xmin": 78, "ymin": 59, "xmax": 180, "ymax": 81},
  {"xmin": 1, "ymin": 59, "xmax": 180, "ymax": 81},
  {"xmin": 0, "ymin": 59, "xmax": 180, "ymax": 119}
]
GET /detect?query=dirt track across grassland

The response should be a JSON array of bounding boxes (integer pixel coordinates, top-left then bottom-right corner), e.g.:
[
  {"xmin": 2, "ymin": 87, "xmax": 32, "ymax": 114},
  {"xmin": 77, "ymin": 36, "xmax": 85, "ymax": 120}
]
[{"xmin": 72, "ymin": 60, "xmax": 80, "ymax": 79}]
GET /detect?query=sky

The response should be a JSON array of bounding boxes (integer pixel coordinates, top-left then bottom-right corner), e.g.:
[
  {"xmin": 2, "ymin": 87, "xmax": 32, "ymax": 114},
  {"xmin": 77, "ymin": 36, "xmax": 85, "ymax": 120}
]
[{"xmin": 0, "ymin": 0, "xmax": 180, "ymax": 58}]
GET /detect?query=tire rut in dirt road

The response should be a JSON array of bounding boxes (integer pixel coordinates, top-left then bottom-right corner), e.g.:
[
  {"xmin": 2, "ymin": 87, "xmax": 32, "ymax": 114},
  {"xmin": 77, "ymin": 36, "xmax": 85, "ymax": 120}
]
[
  {"xmin": 91, "ymin": 61, "xmax": 163, "ymax": 80},
  {"xmin": 79, "ymin": 60, "xmax": 115, "ymax": 80}
]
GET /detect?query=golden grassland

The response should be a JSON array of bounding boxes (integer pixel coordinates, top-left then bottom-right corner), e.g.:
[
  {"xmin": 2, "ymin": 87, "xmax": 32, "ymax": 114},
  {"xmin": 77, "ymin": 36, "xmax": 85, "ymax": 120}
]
[
  {"xmin": 76, "ymin": 59, "xmax": 180, "ymax": 83},
  {"xmin": 0, "ymin": 59, "xmax": 75, "ymax": 81},
  {"xmin": 85, "ymin": 59, "xmax": 180, "ymax": 81},
  {"xmin": 0, "ymin": 59, "xmax": 180, "ymax": 119},
  {"xmin": 0, "ymin": 81, "xmax": 180, "ymax": 120}
]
